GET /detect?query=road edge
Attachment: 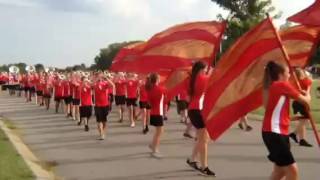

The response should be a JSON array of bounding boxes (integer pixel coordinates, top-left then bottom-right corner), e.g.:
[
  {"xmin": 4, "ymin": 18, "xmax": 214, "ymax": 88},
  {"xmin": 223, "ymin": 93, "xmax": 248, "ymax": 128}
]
[{"xmin": 0, "ymin": 118, "xmax": 55, "ymax": 180}]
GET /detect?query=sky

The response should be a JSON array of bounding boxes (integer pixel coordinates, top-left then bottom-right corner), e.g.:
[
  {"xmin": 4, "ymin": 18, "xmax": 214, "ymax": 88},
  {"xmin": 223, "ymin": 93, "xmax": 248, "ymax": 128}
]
[{"xmin": 0, "ymin": 0, "xmax": 315, "ymax": 68}]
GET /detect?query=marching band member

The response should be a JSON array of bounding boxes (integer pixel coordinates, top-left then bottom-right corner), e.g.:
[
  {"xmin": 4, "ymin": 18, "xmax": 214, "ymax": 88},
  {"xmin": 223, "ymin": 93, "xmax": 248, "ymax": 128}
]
[
  {"xmin": 53, "ymin": 74, "xmax": 64, "ymax": 113},
  {"xmin": 125, "ymin": 73, "xmax": 139, "ymax": 127},
  {"xmin": 186, "ymin": 61, "xmax": 215, "ymax": 176},
  {"xmin": 93, "ymin": 72, "xmax": 115, "ymax": 140},
  {"xmin": 146, "ymin": 73, "xmax": 166, "ymax": 158},
  {"xmin": 78, "ymin": 76, "xmax": 92, "ymax": 132},
  {"xmin": 262, "ymin": 61, "xmax": 310, "ymax": 180},
  {"xmin": 62, "ymin": 74, "xmax": 73, "ymax": 118},
  {"xmin": 114, "ymin": 72, "xmax": 127, "ymax": 123}
]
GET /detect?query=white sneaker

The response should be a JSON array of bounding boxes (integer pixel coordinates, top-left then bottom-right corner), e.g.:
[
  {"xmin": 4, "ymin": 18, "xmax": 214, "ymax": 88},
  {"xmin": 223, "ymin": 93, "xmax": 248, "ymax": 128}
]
[
  {"xmin": 151, "ymin": 152, "xmax": 163, "ymax": 159},
  {"xmin": 130, "ymin": 122, "xmax": 135, "ymax": 128}
]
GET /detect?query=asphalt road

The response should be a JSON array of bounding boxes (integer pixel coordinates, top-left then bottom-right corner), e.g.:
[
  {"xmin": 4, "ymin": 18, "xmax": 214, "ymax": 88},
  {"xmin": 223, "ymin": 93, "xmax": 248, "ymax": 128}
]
[{"xmin": 0, "ymin": 92, "xmax": 319, "ymax": 180}]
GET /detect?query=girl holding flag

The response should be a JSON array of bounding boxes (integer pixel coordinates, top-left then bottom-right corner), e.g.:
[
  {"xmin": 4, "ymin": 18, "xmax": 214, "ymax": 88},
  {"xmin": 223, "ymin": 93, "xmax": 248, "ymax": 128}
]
[
  {"xmin": 186, "ymin": 61, "xmax": 215, "ymax": 176},
  {"xmin": 262, "ymin": 61, "xmax": 310, "ymax": 180}
]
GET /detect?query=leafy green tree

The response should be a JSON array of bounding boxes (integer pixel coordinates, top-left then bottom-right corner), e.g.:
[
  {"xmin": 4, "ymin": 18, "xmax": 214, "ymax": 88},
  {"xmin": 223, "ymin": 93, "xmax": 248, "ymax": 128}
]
[
  {"xmin": 212, "ymin": 0, "xmax": 281, "ymax": 54},
  {"xmin": 34, "ymin": 63, "xmax": 45, "ymax": 72}
]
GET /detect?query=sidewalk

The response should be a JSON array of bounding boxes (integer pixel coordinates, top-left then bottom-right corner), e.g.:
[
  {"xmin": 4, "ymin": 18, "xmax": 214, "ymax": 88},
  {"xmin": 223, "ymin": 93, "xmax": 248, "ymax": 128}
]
[{"xmin": 0, "ymin": 93, "xmax": 319, "ymax": 180}]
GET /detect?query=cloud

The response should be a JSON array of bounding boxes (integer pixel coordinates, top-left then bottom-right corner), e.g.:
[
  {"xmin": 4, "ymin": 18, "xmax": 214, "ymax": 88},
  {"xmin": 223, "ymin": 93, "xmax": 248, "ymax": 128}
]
[{"xmin": 0, "ymin": 0, "xmax": 40, "ymax": 8}]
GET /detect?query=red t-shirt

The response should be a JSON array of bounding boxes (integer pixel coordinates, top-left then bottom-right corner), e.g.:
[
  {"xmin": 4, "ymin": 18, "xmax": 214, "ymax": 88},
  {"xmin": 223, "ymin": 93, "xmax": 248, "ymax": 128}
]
[
  {"xmin": 72, "ymin": 81, "xmax": 81, "ymax": 99},
  {"xmin": 115, "ymin": 80, "xmax": 126, "ymax": 96},
  {"xmin": 147, "ymin": 85, "xmax": 166, "ymax": 116},
  {"xmin": 80, "ymin": 84, "xmax": 92, "ymax": 106},
  {"xmin": 139, "ymin": 84, "xmax": 148, "ymax": 102},
  {"xmin": 126, "ymin": 80, "xmax": 138, "ymax": 99},
  {"xmin": 188, "ymin": 73, "xmax": 209, "ymax": 110},
  {"xmin": 177, "ymin": 90, "xmax": 188, "ymax": 101},
  {"xmin": 262, "ymin": 81, "xmax": 300, "ymax": 135},
  {"xmin": 54, "ymin": 80, "xmax": 64, "ymax": 97},
  {"xmin": 94, "ymin": 81, "xmax": 110, "ymax": 107},
  {"xmin": 62, "ymin": 80, "xmax": 71, "ymax": 97},
  {"xmin": 299, "ymin": 78, "xmax": 312, "ymax": 91}
]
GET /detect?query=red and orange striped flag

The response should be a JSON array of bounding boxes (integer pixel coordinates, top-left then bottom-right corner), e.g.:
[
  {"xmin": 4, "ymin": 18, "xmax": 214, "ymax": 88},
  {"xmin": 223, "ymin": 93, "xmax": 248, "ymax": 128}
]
[
  {"xmin": 288, "ymin": 0, "xmax": 320, "ymax": 26},
  {"xmin": 202, "ymin": 18, "xmax": 289, "ymax": 140},
  {"xmin": 126, "ymin": 21, "xmax": 226, "ymax": 74},
  {"xmin": 110, "ymin": 42, "xmax": 146, "ymax": 72},
  {"xmin": 281, "ymin": 25, "xmax": 320, "ymax": 67}
]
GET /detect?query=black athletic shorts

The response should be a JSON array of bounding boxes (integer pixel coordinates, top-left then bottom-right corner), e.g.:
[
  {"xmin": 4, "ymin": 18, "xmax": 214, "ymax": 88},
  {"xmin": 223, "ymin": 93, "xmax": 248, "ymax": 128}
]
[
  {"xmin": 139, "ymin": 101, "xmax": 151, "ymax": 109},
  {"xmin": 54, "ymin": 96, "xmax": 63, "ymax": 102},
  {"xmin": 262, "ymin": 132, "xmax": 295, "ymax": 166},
  {"xmin": 150, "ymin": 115, "xmax": 163, "ymax": 127},
  {"xmin": 188, "ymin": 109, "xmax": 205, "ymax": 129},
  {"xmin": 43, "ymin": 94, "xmax": 51, "ymax": 98},
  {"xmin": 126, "ymin": 98, "xmax": 137, "ymax": 106},
  {"xmin": 95, "ymin": 106, "xmax": 109, "ymax": 122},
  {"xmin": 80, "ymin": 106, "xmax": 92, "ymax": 118},
  {"xmin": 64, "ymin": 96, "xmax": 73, "ymax": 104},
  {"xmin": 0, "ymin": 81, "xmax": 5, "ymax": 85},
  {"xmin": 177, "ymin": 100, "xmax": 188, "ymax": 113},
  {"xmin": 73, "ymin": 99, "xmax": 80, "ymax": 106},
  {"xmin": 115, "ymin": 95, "xmax": 126, "ymax": 105},
  {"xmin": 109, "ymin": 94, "xmax": 114, "ymax": 104},
  {"xmin": 24, "ymin": 87, "xmax": 30, "ymax": 92},
  {"xmin": 36, "ymin": 91, "xmax": 43, "ymax": 96},
  {"xmin": 29, "ymin": 87, "xmax": 35, "ymax": 93},
  {"xmin": 292, "ymin": 100, "xmax": 309, "ymax": 118}
]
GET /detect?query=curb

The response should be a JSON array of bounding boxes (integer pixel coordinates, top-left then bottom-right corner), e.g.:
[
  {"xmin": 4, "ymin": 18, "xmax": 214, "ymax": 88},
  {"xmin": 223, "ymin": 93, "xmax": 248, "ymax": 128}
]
[{"xmin": 0, "ymin": 119, "xmax": 55, "ymax": 180}]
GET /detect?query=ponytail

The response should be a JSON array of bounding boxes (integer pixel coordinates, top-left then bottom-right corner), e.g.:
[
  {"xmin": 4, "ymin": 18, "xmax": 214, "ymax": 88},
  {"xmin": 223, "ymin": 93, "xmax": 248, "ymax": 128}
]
[
  {"xmin": 263, "ymin": 61, "xmax": 285, "ymax": 90},
  {"xmin": 189, "ymin": 61, "xmax": 206, "ymax": 97}
]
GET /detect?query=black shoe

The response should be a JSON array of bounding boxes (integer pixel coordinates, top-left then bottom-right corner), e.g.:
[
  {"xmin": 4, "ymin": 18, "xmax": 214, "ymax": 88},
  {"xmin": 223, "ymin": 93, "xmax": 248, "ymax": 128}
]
[
  {"xmin": 183, "ymin": 133, "xmax": 193, "ymax": 139},
  {"xmin": 77, "ymin": 120, "xmax": 82, "ymax": 126},
  {"xmin": 118, "ymin": 119, "xmax": 123, "ymax": 123},
  {"xmin": 186, "ymin": 159, "xmax": 200, "ymax": 171},
  {"xmin": 85, "ymin": 125, "xmax": 89, "ymax": 131},
  {"xmin": 299, "ymin": 139, "xmax": 312, "ymax": 147},
  {"xmin": 164, "ymin": 116, "xmax": 168, "ymax": 121},
  {"xmin": 245, "ymin": 126, "xmax": 253, "ymax": 132},
  {"xmin": 238, "ymin": 123, "xmax": 243, "ymax": 130},
  {"xmin": 143, "ymin": 126, "xmax": 149, "ymax": 134},
  {"xmin": 289, "ymin": 133, "xmax": 298, "ymax": 143},
  {"xmin": 200, "ymin": 167, "xmax": 216, "ymax": 177}
]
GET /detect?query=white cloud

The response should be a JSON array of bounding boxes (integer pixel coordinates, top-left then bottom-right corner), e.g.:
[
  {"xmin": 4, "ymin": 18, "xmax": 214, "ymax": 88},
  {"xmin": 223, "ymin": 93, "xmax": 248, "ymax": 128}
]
[{"xmin": 0, "ymin": 0, "xmax": 40, "ymax": 8}]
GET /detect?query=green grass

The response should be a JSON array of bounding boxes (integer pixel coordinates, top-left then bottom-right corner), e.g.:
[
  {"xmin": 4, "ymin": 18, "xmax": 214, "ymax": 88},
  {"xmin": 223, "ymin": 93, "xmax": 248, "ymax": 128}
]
[
  {"xmin": 251, "ymin": 80, "xmax": 320, "ymax": 125},
  {"xmin": 0, "ymin": 128, "xmax": 34, "ymax": 180}
]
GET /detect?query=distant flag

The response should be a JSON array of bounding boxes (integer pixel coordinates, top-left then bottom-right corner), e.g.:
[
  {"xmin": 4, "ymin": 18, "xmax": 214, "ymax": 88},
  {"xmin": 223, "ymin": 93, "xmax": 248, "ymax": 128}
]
[
  {"xmin": 202, "ymin": 17, "xmax": 289, "ymax": 140},
  {"xmin": 280, "ymin": 25, "xmax": 320, "ymax": 67},
  {"xmin": 288, "ymin": 0, "xmax": 320, "ymax": 26}
]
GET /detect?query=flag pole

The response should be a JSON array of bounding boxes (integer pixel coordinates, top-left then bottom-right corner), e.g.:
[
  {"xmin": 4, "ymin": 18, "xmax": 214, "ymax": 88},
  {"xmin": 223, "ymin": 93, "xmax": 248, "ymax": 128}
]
[{"xmin": 268, "ymin": 15, "xmax": 320, "ymax": 148}]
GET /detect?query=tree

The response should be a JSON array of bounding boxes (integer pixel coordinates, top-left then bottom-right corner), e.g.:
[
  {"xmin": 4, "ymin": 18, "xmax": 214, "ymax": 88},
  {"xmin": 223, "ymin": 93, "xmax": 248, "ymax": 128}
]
[
  {"xmin": 94, "ymin": 41, "xmax": 142, "ymax": 71},
  {"xmin": 34, "ymin": 63, "xmax": 45, "ymax": 72},
  {"xmin": 212, "ymin": 0, "xmax": 281, "ymax": 54}
]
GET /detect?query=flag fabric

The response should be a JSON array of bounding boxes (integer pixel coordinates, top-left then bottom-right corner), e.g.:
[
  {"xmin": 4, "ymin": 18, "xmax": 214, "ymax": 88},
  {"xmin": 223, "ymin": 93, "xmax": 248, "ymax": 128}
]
[
  {"xmin": 281, "ymin": 25, "xmax": 320, "ymax": 67},
  {"xmin": 288, "ymin": 0, "xmax": 320, "ymax": 26},
  {"xmin": 115, "ymin": 21, "xmax": 226, "ymax": 74},
  {"xmin": 110, "ymin": 42, "xmax": 146, "ymax": 72},
  {"xmin": 202, "ymin": 18, "xmax": 289, "ymax": 140}
]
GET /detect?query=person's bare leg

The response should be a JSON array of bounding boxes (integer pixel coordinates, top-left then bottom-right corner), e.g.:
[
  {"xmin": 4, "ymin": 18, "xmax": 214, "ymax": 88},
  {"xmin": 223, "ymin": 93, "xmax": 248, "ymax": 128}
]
[
  {"xmin": 282, "ymin": 163, "xmax": 299, "ymax": 180},
  {"xmin": 270, "ymin": 164, "xmax": 285, "ymax": 180},
  {"xmin": 151, "ymin": 127, "xmax": 163, "ymax": 152},
  {"xmin": 199, "ymin": 129, "xmax": 209, "ymax": 169}
]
